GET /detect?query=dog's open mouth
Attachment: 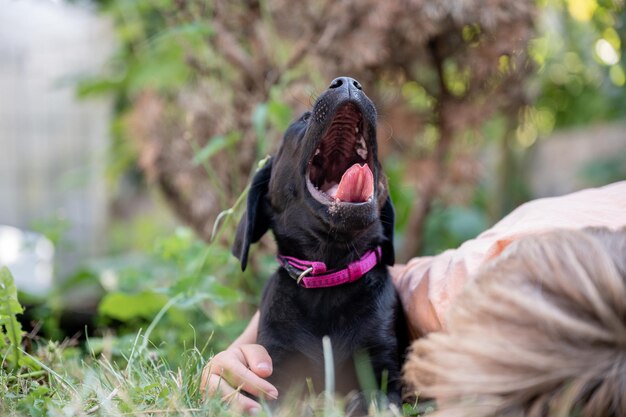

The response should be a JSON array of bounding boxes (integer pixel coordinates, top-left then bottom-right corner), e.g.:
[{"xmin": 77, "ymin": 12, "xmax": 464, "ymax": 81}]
[{"xmin": 307, "ymin": 104, "xmax": 374, "ymax": 204}]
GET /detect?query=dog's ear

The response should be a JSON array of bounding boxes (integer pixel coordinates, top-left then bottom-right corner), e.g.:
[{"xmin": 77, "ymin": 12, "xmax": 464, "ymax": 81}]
[
  {"xmin": 380, "ymin": 195, "xmax": 395, "ymax": 266},
  {"xmin": 232, "ymin": 159, "xmax": 273, "ymax": 271}
]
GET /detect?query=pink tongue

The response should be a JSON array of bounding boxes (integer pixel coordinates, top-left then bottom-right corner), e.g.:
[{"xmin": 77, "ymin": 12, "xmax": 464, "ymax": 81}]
[{"xmin": 335, "ymin": 163, "xmax": 374, "ymax": 203}]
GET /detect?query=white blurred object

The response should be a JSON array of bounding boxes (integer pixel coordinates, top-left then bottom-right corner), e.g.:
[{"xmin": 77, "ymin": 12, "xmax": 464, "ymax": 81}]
[
  {"xmin": 0, "ymin": 0, "xmax": 115, "ymax": 277},
  {"xmin": 0, "ymin": 225, "xmax": 54, "ymax": 295}
]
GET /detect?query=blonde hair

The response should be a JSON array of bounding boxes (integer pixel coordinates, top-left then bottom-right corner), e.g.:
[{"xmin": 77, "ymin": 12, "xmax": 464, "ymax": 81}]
[{"xmin": 403, "ymin": 227, "xmax": 626, "ymax": 417}]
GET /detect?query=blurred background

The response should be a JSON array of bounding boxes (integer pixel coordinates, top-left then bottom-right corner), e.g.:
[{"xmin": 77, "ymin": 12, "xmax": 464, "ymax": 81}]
[{"xmin": 1, "ymin": 0, "xmax": 625, "ymax": 358}]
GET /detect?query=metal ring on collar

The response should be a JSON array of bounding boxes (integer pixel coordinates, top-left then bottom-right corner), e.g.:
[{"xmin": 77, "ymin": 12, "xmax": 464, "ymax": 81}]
[{"xmin": 296, "ymin": 267, "xmax": 314, "ymax": 285}]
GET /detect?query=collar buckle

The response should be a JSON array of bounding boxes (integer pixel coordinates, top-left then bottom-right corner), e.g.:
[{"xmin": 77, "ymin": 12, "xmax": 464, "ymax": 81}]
[{"xmin": 281, "ymin": 261, "xmax": 309, "ymax": 283}]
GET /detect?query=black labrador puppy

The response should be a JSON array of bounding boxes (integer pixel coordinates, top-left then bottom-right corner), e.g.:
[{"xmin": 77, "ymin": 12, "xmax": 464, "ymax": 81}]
[{"xmin": 233, "ymin": 77, "xmax": 405, "ymax": 410}]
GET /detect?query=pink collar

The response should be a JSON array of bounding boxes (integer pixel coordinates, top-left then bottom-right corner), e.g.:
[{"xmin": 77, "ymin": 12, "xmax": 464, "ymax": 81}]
[{"xmin": 277, "ymin": 247, "xmax": 382, "ymax": 289}]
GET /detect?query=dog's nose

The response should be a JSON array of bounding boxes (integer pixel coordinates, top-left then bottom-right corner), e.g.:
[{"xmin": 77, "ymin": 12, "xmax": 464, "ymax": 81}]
[{"xmin": 328, "ymin": 76, "xmax": 363, "ymax": 92}]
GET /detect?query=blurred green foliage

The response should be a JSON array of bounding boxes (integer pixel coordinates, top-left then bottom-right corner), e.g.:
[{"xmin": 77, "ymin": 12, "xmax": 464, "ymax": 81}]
[
  {"xmin": 423, "ymin": 0, "xmax": 626, "ymax": 254},
  {"xmin": 3, "ymin": 0, "xmax": 625, "ymax": 414},
  {"xmin": 582, "ymin": 152, "xmax": 626, "ymax": 184},
  {"xmin": 87, "ymin": 225, "xmax": 273, "ymax": 361},
  {"xmin": 73, "ymin": 0, "xmax": 626, "ymax": 342},
  {"xmin": 422, "ymin": 202, "xmax": 490, "ymax": 257},
  {"xmin": 0, "ymin": 267, "xmax": 26, "ymax": 369},
  {"xmin": 78, "ymin": 0, "xmax": 213, "ymax": 185},
  {"xmin": 77, "ymin": 0, "xmax": 625, "ymax": 255},
  {"xmin": 532, "ymin": 3, "xmax": 626, "ymax": 133}
]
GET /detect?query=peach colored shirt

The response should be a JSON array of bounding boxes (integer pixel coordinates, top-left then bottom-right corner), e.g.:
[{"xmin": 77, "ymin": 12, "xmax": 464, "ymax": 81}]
[{"xmin": 391, "ymin": 181, "xmax": 626, "ymax": 338}]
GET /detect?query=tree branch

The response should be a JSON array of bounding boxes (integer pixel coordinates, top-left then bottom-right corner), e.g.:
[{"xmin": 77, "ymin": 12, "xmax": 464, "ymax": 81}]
[{"xmin": 400, "ymin": 37, "xmax": 457, "ymax": 261}]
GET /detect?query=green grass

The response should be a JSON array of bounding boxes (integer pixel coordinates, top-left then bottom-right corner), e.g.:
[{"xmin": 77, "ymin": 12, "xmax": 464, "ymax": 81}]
[
  {"xmin": 1, "ymin": 336, "xmax": 425, "ymax": 416},
  {"xmin": 1, "ymin": 335, "xmax": 218, "ymax": 416},
  {"xmin": 1, "ymin": 266, "xmax": 426, "ymax": 416}
]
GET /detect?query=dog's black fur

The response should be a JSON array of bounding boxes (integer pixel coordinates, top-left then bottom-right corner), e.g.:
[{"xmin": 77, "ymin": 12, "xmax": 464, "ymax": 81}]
[{"xmin": 233, "ymin": 77, "xmax": 406, "ymax": 409}]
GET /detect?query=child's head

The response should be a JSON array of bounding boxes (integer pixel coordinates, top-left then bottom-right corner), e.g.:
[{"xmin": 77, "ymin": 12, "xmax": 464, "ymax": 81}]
[{"xmin": 404, "ymin": 227, "xmax": 626, "ymax": 417}]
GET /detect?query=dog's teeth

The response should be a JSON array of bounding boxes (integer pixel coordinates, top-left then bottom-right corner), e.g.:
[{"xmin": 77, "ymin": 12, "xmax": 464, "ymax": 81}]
[
  {"xmin": 355, "ymin": 127, "xmax": 359, "ymax": 133},
  {"xmin": 315, "ymin": 148, "xmax": 320, "ymax": 156},
  {"xmin": 356, "ymin": 135, "xmax": 368, "ymax": 160}
]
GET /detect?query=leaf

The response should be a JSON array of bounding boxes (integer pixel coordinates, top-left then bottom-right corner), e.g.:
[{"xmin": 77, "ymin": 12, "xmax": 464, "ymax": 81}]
[
  {"xmin": 76, "ymin": 77, "xmax": 124, "ymax": 98},
  {"xmin": 267, "ymin": 99, "xmax": 293, "ymax": 131},
  {"xmin": 252, "ymin": 103, "xmax": 268, "ymax": 156},
  {"xmin": 125, "ymin": 33, "xmax": 194, "ymax": 94},
  {"xmin": 205, "ymin": 280, "xmax": 241, "ymax": 305},
  {"xmin": 150, "ymin": 21, "xmax": 214, "ymax": 44},
  {"xmin": 17, "ymin": 385, "xmax": 51, "ymax": 416},
  {"xmin": 98, "ymin": 291, "xmax": 169, "ymax": 321},
  {"xmin": 127, "ymin": 53, "xmax": 190, "ymax": 94},
  {"xmin": 192, "ymin": 132, "xmax": 242, "ymax": 165},
  {"xmin": 0, "ymin": 266, "xmax": 24, "ymax": 368},
  {"xmin": 169, "ymin": 275, "xmax": 241, "ymax": 308}
]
